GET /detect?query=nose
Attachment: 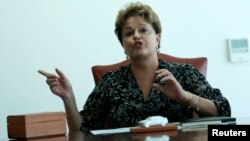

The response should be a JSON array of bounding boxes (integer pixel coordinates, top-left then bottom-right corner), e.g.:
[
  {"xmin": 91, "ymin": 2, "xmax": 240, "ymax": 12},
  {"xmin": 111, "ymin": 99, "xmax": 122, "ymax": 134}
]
[{"xmin": 133, "ymin": 31, "xmax": 141, "ymax": 40}]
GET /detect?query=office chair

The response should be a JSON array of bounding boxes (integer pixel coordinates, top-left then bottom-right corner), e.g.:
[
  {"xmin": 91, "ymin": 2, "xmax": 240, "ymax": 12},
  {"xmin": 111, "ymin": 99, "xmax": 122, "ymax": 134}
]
[{"xmin": 92, "ymin": 53, "xmax": 207, "ymax": 85}]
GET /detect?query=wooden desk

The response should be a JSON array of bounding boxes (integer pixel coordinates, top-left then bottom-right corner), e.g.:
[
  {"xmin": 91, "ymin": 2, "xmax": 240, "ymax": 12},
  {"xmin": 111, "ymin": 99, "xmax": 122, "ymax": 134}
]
[
  {"xmin": 3, "ymin": 128, "xmax": 206, "ymax": 141},
  {"xmin": 68, "ymin": 128, "xmax": 207, "ymax": 141},
  {"xmin": 4, "ymin": 117, "xmax": 250, "ymax": 141}
]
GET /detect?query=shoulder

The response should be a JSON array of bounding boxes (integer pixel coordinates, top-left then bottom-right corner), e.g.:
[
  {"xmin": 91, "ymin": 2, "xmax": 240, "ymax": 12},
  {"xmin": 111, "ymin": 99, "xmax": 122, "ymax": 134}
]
[
  {"xmin": 159, "ymin": 59, "xmax": 203, "ymax": 79},
  {"xmin": 159, "ymin": 59, "xmax": 195, "ymax": 72},
  {"xmin": 103, "ymin": 65, "xmax": 130, "ymax": 76},
  {"xmin": 99, "ymin": 65, "xmax": 131, "ymax": 83}
]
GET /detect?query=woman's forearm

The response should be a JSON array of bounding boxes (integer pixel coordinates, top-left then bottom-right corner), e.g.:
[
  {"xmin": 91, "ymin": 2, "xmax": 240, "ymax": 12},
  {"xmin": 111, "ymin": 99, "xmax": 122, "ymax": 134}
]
[
  {"xmin": 62, "ymin": 94, "xmax": 82, "ymax": 132},
  {"xmin": 186, "ymin": 91, "xmax": 218, "ymax": 116}
]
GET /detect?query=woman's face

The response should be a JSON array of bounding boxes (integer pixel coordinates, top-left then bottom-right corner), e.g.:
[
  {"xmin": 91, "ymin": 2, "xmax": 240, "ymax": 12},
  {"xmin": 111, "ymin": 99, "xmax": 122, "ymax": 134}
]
[{"xmin": 121, "ymin": 16, "xmax": 160, "ymax": 60}]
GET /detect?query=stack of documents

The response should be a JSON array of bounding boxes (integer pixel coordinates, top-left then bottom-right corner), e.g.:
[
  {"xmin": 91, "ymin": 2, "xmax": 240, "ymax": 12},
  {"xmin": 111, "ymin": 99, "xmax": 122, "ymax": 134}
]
[
  {"xmin": 180, "ymin": 116, "xmax": 236, "ymax": 129},
  {"xmin": 90, "ymin": 116, "xmax": 236, "ymax": 135},
  {"xmin": 91, "ymin": 123, "xmax": 177, "ymax": 135},
  {"xmin": 91, "ymin": 127, "xmax": 131, "ymax": 135}
]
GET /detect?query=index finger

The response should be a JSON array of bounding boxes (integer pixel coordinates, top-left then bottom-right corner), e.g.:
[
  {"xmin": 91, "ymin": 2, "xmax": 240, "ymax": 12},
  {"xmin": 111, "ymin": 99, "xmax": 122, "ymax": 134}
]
[
  {"xmin": 38, "ymin": 70, "xmax": 50, "ymax": 77},
  {"xmin": 155, "ymin": 69, "xmax": 169, "ymax": 74}
]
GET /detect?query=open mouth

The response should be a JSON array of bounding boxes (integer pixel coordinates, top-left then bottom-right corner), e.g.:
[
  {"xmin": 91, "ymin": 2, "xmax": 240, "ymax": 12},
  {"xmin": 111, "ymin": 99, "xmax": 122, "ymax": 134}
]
[{"xmin": 133, "ymin": 41, "xmax": 142, "ymax": 48}]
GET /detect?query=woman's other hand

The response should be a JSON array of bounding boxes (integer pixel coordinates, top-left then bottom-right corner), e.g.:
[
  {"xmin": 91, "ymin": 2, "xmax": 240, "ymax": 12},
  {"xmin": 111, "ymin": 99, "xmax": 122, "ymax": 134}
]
[{"xmin": 153, "ymin": 69, "xmax": 188, "ymax": 104}]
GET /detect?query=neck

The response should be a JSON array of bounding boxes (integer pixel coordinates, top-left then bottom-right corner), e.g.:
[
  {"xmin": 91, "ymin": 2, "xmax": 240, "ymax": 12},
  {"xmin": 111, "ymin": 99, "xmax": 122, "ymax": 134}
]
[{"xmin": 130, "ymin": 54, "xmax": 159, "ymax": 74}]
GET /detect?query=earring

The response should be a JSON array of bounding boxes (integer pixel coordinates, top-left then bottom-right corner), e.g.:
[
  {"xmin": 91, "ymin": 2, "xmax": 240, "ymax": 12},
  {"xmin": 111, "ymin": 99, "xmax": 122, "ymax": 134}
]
[
  {"xmin": 124, "ymin": 51, "xmax": 129, "ymax": 59},
  {"xmin": 156, "ymin": 46, "xmax": 160, "ymax": 52}
]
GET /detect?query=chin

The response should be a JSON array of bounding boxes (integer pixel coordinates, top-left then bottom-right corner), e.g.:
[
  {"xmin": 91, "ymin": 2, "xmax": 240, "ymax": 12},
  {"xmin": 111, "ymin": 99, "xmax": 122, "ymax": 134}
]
[
  {"xmin": 131, "ymin": 54, "xmax": 149, "ymax": 60},
  {"xmin": 132, "ymin": 51, "xmax": 156, "ymax": 60}
]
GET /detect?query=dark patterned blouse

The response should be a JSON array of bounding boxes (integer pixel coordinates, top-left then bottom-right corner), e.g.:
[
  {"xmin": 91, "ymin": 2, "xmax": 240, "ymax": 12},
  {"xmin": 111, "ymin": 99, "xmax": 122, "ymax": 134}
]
[{"xmin": 80, "ymin": 59, "xmax": 231, "ymax": 131}]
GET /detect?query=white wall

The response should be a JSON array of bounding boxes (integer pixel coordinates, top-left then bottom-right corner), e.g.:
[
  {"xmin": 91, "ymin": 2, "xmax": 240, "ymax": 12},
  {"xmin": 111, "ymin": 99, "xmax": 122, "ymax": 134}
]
[{"xmin": 1, "ymin": 0, "xmax": 250, "ymax": 138}]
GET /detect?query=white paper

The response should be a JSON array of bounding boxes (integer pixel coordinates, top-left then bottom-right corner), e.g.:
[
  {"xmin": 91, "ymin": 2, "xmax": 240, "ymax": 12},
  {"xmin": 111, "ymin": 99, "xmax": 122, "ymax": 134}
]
[{"xmin": 90, "ymin": 127, "xmax": 131, "ymax": 135}]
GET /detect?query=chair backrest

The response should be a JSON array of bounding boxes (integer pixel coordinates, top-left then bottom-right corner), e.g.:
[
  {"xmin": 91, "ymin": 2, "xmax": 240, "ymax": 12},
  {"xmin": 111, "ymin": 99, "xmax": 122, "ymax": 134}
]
[{"xmin": 91, "ymin": 53, "xmax": 208, "ymax": 85}]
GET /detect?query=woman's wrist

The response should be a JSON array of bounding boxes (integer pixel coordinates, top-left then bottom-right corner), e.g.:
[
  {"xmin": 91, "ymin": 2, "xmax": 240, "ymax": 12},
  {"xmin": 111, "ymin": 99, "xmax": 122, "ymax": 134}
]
[
  {"xmin": 180, "ymin": 91, "xmax": 191, "ymax": 106},
  {"xmin": 182, "ymin": 91, "xmax": 201, "ymax": 112},
  {"xmin": 181, "ymin": 91, "xmax": 195, "ymax": 109},
  {"xmin": 186, "ymin": 91, "xmax": 193, "ymax": 109},
  {"xmin": 62, "ymin": 91, "xmax": 75, "ymax": 105}
]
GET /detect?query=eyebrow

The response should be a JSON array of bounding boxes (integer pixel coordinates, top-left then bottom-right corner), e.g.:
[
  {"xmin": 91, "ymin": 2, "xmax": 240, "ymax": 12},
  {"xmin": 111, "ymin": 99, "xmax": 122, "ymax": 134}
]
[{"xmin": 123, "ymin": 24, "xmax": 149, "ymax": 30}]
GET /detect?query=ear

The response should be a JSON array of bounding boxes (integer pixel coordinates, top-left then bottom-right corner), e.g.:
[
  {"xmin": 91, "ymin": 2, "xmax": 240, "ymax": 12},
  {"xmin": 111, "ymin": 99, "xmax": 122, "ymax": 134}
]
[
  {"xmin": 121, "ymin": 40, "xmax": 125, "ymax": 48},
  {"xmin": 156, "ymin": 33, "xmax": 161, "ymax": 45}
]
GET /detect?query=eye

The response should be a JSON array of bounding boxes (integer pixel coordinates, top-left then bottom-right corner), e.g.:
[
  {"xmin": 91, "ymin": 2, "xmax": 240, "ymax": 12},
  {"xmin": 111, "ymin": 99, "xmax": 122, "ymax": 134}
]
[
  {"xmin": 125, "ymin": 31, "xmax": 133, "ymax": 36},
  {"xmin": 141, "ymin": 28, "xmax": 148, "ymax": 32},
  {"xmin": 123, "ymin": 30, "xmax": 134, "ymax": 37},
  {"xmin": 139, "ymin": 27, "xmax": 150, "ymax": 34}
]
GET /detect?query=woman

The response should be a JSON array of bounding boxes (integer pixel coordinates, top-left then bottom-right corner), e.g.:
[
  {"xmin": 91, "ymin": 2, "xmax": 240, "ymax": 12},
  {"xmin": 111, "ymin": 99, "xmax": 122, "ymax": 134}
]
[{"xmin": 38, "ymin": 2, "xmax": 231, "ymax": 132}]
